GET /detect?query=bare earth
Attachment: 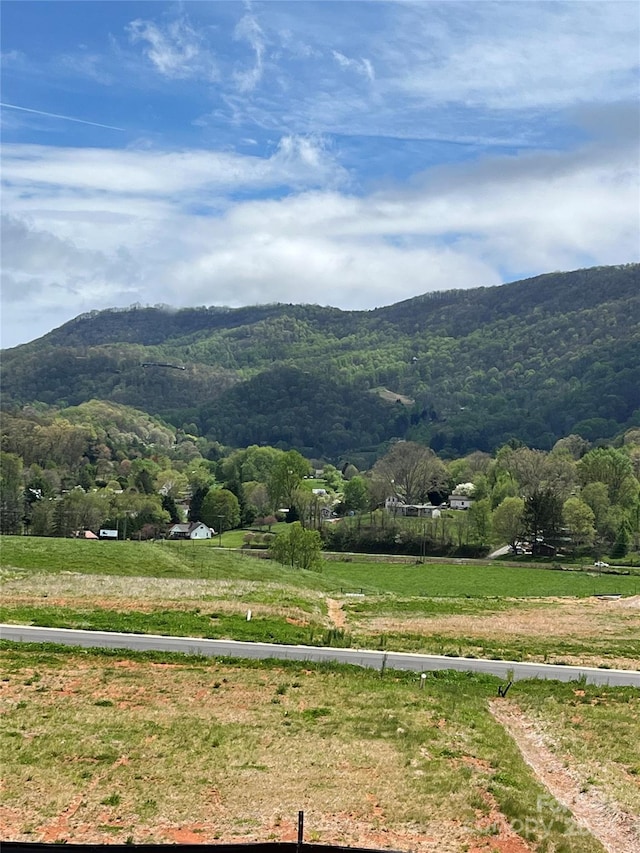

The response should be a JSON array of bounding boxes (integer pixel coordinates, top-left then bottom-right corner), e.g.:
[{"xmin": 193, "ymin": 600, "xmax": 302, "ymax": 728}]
[{"xmin": 490, "ymin": 700, "xmax": 640, "ymax": 853}]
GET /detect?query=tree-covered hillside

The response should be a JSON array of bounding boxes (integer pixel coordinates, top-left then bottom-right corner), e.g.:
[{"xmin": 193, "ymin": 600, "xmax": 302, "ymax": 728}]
[{"xmin": 2, "ymin": 264, "xmax": 638, "ymax": 458}]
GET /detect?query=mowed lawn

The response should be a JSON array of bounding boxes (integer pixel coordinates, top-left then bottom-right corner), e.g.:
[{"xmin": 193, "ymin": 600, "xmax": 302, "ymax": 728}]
[
  {"xmin": 2, "ymin": 536, "xmax": 639, "ymax": 598},
  {"xmin": 2, "ymin": 645, "xmax": 638, "ymax": 851}
]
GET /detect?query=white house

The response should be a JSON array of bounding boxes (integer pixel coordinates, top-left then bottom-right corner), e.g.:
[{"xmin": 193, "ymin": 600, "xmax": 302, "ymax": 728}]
[
  {"xmin": 448, "ymin": 495, "xmax": 474, "ymax": 510},
  {"xmin": 167, "ymin": 521, "xmax": 214, "ymax": 540}
]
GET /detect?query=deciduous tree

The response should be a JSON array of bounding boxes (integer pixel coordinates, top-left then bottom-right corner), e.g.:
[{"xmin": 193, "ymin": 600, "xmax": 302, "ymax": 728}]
[
  {"xmin": 200, "ymin": 488, "xmax": 241, "ymax": 531},
  {"xmin": 372, "ymin": 442, "xmax": 447, "ymax": 504},
  {"xmin": 563, "ymin": 497, "xmax": 595, "ymax": 549},
  {"xmin": 269, "ymin": 521, "xmax": 322, "ymax": 571},
  {"xmin": 492, "ymin": 497, "xmax": 524, "ymax": 551}
]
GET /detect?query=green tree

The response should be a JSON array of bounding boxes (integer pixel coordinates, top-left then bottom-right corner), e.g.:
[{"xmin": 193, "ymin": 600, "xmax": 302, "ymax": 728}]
[
  {"xmin": 468, "ymin": 498, "xmax": 492, "ymax": 545},
  {"xmin": 343, "ymin": 476, "xmax": 370, "ymax": 513},
  {"xmin": 611, "ymin": 523, "xmax": 630, "ymax": 559},
  {"xmin": 200, "ymin": 488, "xmax": 241, "ymax": 532},
  {"xmin": 221, "ymin": 445, "xmax": 281, "ymax": 484},
  {"xmin": 578, "ymin": 447, "xmax": 635, "ymax": 505},
  {"xmin": 322, "ymin": 464, "xmax": 343, "ymax": 491},
  {"xmin": 267, "ymin": 450, "xmax": 310, "ymax": 511},
  {"xmin": 522, "ymin": 488, "xmax": 563, "ymax": 543},
  {"xmin": 581, "ymin": 481, "xmax": 610, "ymax": 534},
  {"xmin": 0, "ymin": 452, "xmax": 24, "ymax": 534},
  {"xmin": 269, "ymin": 521, "xmax": 322, "ymax": 571},
  {"xmin": 161, "ymin": 494, "xmax": 181, "ymax": 524},
  {"xmin": 188, "ymin": 485, "xmax": 209, "ymax": 523},
  {"xmin": 492, "ymin": 497, "xmax": 524, "ymax": 551},
  {"xmin": 562, "ymin": 497, "xmax": 596, "ymax": 550},
  {"xmin": 52, "ymin": 488, "xmax": 109, "ymax": 537}
]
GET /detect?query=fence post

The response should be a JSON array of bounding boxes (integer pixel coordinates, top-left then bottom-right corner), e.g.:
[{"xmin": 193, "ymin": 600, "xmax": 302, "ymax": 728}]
[{"xmin": 297, "ymin": 810, "xmax": 304, "ymax": 853}]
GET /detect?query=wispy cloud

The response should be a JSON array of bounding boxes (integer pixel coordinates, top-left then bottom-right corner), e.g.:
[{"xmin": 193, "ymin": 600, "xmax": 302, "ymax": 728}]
[
  {"xmin": 332, "ymin": 51, "xmax": 375, "ymax": 82},
  {"xmin": 1, "ymin": 137, "xmax": 345, "ymax": 199},
  {"xmin": 58, "ymin": 52, "xmax": 113, "ymax": 85},
  {"xmin": 233, "ymin": 9, "xmax": 266, "ymax": 92},
  {"xmin": 127, "ymin": 15, "xmax": 217, "ymax": 81}
]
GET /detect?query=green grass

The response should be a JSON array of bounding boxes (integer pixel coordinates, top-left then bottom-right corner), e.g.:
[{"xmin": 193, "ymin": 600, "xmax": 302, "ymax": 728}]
[
  {"xmin": 322, "ymin": 558, "xmax": 640, "ymax": 597},
  {"xmin": 3, "ymin": 536, "xmax": 639, "ymax": 598},
  {"xmin": 0, "ymin": 604, "xmax": 327, "ymax": 646},
  {"xmin": 0, "ymin": 536, "xmax": 332, "ymax": 589},
  {"xmin": 356, "ymin": 628, "xmax": 640, "ymax": 664},
  {"xmin": 0, "ymin": 643, "xmax": 623, "ymax": 851},
  {"xmin": 3, "ymin": 602, "xmax": 638, "ymax": 666}
]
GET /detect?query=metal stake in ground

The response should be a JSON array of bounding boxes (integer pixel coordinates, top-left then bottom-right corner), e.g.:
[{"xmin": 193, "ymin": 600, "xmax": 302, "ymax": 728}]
[{"xmin": 297, "ymin": 810, "xmax": 304, "ymax": 853}]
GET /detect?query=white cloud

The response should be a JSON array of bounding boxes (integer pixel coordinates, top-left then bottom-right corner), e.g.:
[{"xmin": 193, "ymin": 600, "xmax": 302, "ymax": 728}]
[
  {"xmin": 381, "ymin": 1, "xmax": 639, "ymax": 110},
  {"xmin": 1, "ymin": 128, "xmax": 638, "ymax": 348},
  {"xmin": 58, "ymin": 51, "xmax": 113, "ymax": 85},
  {"xmin": 233, "ymin": 10, "xmax": 266, "ymax": 92},
  {"xmin": 1, "ymin": 137, "xmax": 345, "ymax": 199},
  {"xmin": 332, "ymin": 51, "xmax": 375, "ymax": 82},
  {"xmin": 127, "ymin": 16, "xmax": 217, "ymax": 81}
]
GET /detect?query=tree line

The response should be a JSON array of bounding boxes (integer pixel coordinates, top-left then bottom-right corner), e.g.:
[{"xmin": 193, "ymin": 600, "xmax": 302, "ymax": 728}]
[{"xmin": 1, "ymin": 397, "xmax": 639, "ymax": 562}]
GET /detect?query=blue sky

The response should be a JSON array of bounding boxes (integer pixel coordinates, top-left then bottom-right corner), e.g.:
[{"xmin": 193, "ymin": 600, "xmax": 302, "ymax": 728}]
[{"xmin": 1, "ymin": 1, "xmax": 639, "ymax": 347}]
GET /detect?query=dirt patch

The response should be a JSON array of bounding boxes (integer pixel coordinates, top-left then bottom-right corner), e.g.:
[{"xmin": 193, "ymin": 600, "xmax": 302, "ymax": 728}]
[
  {"xmin": 469, "ymin": 791, "xmax": 533, "ymax": 853},
  {"xmin": 374, "ymin": 388, "xmax": 415, "ymax": 406},
  {"xmin": 326, "ymin": 598, "xmax": 347, "ymax": 629},
  {"xmin": 490, "ymin": 700, "xmax": 640, "ymax": 853},
  {"xmin": 364, "ymin": 597, "xmax": 640, "ymax": 640}
]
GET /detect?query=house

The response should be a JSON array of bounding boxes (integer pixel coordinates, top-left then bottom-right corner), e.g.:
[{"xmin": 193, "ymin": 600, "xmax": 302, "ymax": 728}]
[
  {"xmin": 167, "ymin": 521, "xmax": 214, "ymax": 540},
  {"xmin": 448, "ymin": 495, "xmax": 474, "ymax": 511},
  {"xmin": 385, "ymin": 497, "xmax": 441, "ymax": 518},
  {"xmin": 531, "ymin": 541, "xmax": 557, "ymax": 557}
]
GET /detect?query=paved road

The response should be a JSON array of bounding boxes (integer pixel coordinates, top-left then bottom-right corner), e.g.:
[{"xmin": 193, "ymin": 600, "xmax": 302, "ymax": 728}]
[{"xmin": 2, "ymin": 624, "xmax": 639, "ymax": 687}]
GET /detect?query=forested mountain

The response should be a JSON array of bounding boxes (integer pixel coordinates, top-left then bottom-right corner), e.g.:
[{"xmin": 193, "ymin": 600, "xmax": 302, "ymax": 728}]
[{"xmin": 2, "ymin": 264, "xmax": 639, "ymax": 460}]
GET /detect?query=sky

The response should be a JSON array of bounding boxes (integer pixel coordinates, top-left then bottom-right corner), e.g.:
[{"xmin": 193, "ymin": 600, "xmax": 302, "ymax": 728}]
[{"xmin": 1, "ymin": 1, "xmax": 639, "ymax": 348}]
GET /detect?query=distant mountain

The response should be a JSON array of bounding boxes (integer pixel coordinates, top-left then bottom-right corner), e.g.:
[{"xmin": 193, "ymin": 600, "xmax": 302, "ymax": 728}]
[{"xmin": 2, "ymin": 264, "xmax": 639, "ymax": 460}]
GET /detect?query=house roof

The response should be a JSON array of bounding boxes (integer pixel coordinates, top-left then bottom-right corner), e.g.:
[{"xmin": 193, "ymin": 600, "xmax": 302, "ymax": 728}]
[{"xmin": 168, "ymin": 521, "xmax": 210, "ymax": 533}]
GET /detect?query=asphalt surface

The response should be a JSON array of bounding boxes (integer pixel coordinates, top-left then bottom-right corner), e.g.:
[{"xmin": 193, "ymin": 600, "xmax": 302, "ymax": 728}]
[{"xmin": 2, "ymin": 624, "xmax": 639, "ymax": 687}]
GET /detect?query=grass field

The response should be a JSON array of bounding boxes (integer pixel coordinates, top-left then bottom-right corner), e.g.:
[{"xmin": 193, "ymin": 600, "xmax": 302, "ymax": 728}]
[
  {"xmin": 3, "ymin": 536, "xmax": 640, "ymax": 597},
  {"xmin": 2, "ymin": 536, "xmax": 640, "ymax": 668},
  {"xmin": 2, "ymin": 645, "xmax": 638, "ymax": 851},
  {"xmin": 1, "ymin": 535, "xmax": 639, "ymax": 851}
]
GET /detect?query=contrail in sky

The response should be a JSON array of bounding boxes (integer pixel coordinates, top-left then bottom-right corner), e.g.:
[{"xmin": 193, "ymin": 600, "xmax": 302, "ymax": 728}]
[{"xmin": 0, "ymin": 102, "xmax": 125, "ymax": 131}]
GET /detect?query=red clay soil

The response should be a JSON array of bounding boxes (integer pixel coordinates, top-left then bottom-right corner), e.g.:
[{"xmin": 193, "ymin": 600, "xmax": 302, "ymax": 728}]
[{"xmin": 491, "ymin": 700, "xmax": 640, "ymax": 853}]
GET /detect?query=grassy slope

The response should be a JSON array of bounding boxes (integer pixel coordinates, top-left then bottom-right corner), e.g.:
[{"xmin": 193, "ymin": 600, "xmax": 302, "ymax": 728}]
[
  {"xmin": 2, "ymin": 536, "xmax": 639, "ymax": 667},
  {"xmin": 3, "ymin": 536, "xmax": 639, "ymax": 597}
]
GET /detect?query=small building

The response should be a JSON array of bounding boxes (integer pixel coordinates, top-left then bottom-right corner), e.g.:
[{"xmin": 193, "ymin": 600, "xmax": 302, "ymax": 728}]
[
  {"xmin": 385, "ymin": 497, "xmax": 441, "ymax": 518},
  {"xmin": 167, "ymin": 521, "xmax": 214, "ymax": 540},
  {"xmin": 532, "ymin": 541, "xmax": 557, "ymax": 557},
  {"xmin": 449, "ymin": 495, "xmax": 474, "ymax": 511}
]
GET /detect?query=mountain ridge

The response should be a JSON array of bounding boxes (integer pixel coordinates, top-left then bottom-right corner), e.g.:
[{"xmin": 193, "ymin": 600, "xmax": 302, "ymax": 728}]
[{"xmin": 2, "ymin": 264, "xmax": 639, "ymax": 460}]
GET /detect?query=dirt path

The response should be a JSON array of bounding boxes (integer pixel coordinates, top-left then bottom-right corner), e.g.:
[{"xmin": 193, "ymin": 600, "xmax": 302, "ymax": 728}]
[
  {"xmin": 490, "ymin": 700, "xmax": 640, "ymax": 853},
  {"xmin": 326, "ymin": 598, "xmax": 347, "ymax": 629}
]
